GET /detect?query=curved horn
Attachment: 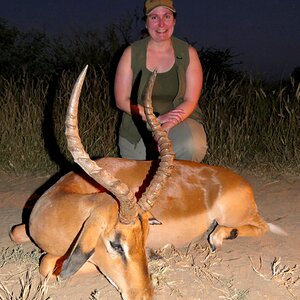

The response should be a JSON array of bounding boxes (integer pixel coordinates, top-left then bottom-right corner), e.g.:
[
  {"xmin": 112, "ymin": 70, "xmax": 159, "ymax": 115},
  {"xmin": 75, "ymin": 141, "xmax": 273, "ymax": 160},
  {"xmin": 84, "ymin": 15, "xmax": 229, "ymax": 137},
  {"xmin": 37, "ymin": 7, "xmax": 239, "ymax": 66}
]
[
  {"xmin": 138, "ymin": 71, "xmax": 175, "ymax": 211},
  {"xmin": 65, "ymin": 65, "xmax": 138, "ymax": 224}
]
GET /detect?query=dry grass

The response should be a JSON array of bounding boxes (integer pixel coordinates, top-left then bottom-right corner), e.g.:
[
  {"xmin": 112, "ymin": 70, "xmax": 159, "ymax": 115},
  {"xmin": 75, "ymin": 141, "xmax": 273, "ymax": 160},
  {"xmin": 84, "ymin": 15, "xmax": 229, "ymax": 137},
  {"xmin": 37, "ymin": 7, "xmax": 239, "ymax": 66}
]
[
  {"xmin": 149, "ymin": 242, "xmax": 249, "ymax": 299},
  {"xmin": 0, "ymin": 67, "xmax": 118, "ymax": 175},
  {"xmin": 250, "ymin": 256, "xmax": 300, "ymax": 298},
  {"xmin": 0, "ymin": 269, "xmax": 51, "ymax": 300},
  {"xmin": 201, "ymin": 76, "xmax": 300, "ymax": 173},
  {"xmin": 0, "ymin": 70, "xmax": 299, "ymax": 175},
  {"xmin": 0, "ymin": 245, "xmax": 51, "ymax": 300},
  {"xmin": 1, "ymin": 243, "xmax": 299, "ymax": 299},
  {"xmin": 0, "ymin": 245, "xmax": 41, "ymax": 268}
]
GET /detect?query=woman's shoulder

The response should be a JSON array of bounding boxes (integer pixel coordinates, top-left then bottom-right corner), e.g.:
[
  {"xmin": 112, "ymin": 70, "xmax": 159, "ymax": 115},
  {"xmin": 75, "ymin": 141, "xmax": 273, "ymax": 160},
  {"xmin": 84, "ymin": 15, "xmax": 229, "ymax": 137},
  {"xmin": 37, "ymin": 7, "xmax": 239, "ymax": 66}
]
[
  {"xmin": 171, "ymin": 36, "xmax": 190, "ymax": 67},
  {"xmin": 172, "ymin": 36, "xmax": 199, "ymax": 52},
  {"xmin": 131, "ymin": 36, "xmax": 150, "ymax": 49},
  {"xmin": 172, "ymin": 36, "xmax": 189, "ymax": 47}
]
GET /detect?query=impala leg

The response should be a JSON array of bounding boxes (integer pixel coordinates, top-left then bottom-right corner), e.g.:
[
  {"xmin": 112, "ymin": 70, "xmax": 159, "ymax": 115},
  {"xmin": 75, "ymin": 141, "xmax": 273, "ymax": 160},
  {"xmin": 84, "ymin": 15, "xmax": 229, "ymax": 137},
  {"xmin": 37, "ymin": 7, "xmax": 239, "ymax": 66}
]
[
  {"xmin": 10, "ymin": 224, "xmax": 30, "ymax": 244},
  {"xmin": 39, "ymin": 254, "xmax": 61, "ymax": 278},
  {"xmin": 40, "ymin": 254, "xmax": 98, "ymax": 280},
  {"xmin": 208, "ymin": 226, "xmax": 238, "ymax": 252},
  {"xmin": 209, "ymin": 215, "xmax": 269, "ymax": 252},
  {"xmin": 74, "ymin": 261, "xmax": 98, "ymax": 275}
]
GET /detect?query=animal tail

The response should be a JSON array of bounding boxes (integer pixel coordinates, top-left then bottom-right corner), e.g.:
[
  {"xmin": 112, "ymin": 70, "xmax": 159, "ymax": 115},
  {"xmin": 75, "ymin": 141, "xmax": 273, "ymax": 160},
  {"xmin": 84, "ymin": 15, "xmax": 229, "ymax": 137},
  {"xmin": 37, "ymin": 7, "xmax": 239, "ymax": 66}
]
[{"xmin": 267, "ymin": 223, "xmax": 288, "ymax": 236}]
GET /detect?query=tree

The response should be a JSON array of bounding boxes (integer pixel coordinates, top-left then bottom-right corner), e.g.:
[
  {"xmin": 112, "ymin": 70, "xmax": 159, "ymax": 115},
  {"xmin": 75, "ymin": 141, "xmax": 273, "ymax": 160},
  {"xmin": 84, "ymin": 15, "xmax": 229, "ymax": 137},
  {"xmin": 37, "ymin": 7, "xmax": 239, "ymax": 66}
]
[
  {"xmin": 291, "ymin": 66, "xmax": 300, "ymax": 83},
  {"xmin": 0, "ymin": 18, "xmax": 53, "ymax": 77},
  {"xmin": 198, "ymin": 47, "xmax": 242, "ymax": 85},
  {"xmin": 0, "ymin": 18, "xmax": 20, "ymax": 76}
]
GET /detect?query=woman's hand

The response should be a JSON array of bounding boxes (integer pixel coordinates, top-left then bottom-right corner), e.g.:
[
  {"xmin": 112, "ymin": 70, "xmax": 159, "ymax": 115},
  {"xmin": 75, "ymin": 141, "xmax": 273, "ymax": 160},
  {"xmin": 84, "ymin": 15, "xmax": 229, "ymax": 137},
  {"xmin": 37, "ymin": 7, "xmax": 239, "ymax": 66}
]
[{"xmin": 157, "ymin": 108, "xmax": 185, "ymax": 133}]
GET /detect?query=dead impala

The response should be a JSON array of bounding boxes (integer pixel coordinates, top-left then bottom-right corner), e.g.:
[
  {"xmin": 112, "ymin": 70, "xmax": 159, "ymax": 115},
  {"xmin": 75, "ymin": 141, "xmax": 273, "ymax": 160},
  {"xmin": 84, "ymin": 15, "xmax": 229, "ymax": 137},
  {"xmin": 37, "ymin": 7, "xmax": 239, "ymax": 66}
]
[{"xmin": 10, "ymin": 66, "xmax": 286, "ymax": 300}]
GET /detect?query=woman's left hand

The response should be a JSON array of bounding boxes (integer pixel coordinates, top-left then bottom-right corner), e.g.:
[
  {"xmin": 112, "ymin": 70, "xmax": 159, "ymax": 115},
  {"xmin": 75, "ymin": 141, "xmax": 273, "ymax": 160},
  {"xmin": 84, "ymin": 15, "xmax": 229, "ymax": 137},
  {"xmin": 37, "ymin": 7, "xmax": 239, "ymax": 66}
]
[{"xmin": 157, "ymin": 108, "xmax": 184, "ymax": 129}]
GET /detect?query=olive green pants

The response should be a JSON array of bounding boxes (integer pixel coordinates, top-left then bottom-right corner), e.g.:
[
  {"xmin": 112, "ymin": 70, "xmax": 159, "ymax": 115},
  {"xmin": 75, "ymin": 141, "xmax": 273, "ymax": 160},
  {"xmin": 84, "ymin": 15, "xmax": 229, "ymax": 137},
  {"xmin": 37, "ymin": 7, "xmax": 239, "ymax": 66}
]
[{"xmin": 119, "ymin": 118, "xmax": 207, "ymax": 162}]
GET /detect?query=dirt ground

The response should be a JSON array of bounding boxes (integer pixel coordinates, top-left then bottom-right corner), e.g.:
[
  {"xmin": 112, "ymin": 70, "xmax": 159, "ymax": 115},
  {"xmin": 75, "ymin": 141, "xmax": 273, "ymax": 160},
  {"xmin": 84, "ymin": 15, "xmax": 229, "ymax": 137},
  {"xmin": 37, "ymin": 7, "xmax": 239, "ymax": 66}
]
[{"xmin": 0, "ymin": 171, "xmax": 299, "ymax": 300}]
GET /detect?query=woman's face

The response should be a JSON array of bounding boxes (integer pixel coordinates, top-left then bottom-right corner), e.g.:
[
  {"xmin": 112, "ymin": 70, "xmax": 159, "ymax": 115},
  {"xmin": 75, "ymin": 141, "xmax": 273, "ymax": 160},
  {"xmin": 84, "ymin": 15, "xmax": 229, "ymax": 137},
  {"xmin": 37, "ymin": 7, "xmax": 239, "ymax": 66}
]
[{"xmin": 146, "ymin": 6, "xmax": 176, "ymax": 42}]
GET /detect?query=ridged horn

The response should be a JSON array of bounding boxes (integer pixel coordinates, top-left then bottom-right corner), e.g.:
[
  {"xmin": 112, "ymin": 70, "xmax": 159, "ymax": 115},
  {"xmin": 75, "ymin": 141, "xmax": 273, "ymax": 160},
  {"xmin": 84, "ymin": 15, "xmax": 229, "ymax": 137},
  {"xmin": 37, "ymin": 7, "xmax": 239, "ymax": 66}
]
[
  {"xmin": 65, "ymin": 65, "xmax": 138, "ymax": 224},
  {"xmin": 138, "ymin": 71, "xmax": 175, "ymax": 211}
]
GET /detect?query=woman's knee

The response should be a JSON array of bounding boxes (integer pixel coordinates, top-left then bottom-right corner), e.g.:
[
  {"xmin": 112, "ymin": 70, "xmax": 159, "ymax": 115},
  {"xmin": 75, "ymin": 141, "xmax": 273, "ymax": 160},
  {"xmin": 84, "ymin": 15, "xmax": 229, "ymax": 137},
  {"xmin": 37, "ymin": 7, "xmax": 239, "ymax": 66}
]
[
  {"xmin": 174, "ymin": 137, "xmax": 207, "ymax": 162},
  {"xmin": 118, "ymin": 136, "xmax": 146, "ymax": 160},
  {"xmin": 169, "ymin": 119, "xmax": 207, "ymax": 162}
]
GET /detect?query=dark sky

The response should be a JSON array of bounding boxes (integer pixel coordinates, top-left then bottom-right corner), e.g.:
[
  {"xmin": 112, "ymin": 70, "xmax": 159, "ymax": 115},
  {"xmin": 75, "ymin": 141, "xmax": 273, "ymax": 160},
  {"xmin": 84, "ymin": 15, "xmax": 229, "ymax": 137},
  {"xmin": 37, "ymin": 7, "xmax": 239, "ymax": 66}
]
[{"xmin": 2, "ymin": 0, "xmax": 300, "ymax": 80}]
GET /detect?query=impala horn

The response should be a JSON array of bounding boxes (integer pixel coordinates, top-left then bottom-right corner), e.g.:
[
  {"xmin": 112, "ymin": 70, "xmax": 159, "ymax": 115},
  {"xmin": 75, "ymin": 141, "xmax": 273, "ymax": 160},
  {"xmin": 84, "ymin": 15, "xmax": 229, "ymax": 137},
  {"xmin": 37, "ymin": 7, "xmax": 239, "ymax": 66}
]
[
  {"xmin": 138, "ymin": 70, "xmax": 175, "ymax": 211},
  {"xmin": 65, "ymin": 65, "xmax": 138, "ymax": 224}
]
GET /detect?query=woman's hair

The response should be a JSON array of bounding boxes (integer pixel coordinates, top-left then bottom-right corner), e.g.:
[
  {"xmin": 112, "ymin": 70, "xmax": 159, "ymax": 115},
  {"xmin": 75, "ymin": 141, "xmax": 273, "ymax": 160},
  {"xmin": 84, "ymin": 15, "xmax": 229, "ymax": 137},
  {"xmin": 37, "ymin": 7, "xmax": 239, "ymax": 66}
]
[{"xmin": 142, "ymin": 11, "xmax": 177, "ymax": 21}]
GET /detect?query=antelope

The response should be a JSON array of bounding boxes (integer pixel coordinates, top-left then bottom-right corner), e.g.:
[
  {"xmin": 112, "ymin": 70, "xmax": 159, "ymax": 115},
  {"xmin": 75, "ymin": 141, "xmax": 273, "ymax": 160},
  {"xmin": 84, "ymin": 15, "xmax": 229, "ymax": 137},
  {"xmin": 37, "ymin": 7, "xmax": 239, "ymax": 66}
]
[{"xmin": 10, "ymin": 66, "xmax": 286, "ymax": 300}]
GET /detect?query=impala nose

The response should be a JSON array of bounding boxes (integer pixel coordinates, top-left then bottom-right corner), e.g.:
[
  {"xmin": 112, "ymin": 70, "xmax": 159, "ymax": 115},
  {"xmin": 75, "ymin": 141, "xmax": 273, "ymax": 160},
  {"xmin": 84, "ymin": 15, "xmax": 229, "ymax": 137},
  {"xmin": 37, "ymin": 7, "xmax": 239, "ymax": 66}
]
[{"xmin": 122, "ymin": 285, "xmax": 154, "ymax": 300}]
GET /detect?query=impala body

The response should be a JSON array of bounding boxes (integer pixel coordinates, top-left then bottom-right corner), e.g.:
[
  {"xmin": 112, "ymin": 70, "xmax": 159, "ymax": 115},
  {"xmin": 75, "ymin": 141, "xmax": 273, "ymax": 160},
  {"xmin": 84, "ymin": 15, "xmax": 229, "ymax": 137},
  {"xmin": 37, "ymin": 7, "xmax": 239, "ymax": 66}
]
[{"xmin": 10, "ymin": 66, "xmax": 284, "ymax": 300}]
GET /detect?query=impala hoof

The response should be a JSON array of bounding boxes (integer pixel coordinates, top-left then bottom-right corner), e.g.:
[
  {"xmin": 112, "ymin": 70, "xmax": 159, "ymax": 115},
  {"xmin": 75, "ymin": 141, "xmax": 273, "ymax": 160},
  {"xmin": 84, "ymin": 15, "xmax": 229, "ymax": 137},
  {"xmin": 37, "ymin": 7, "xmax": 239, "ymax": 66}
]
[
  {"xmin": 208, "ymin": 240, "xmax": 217, "ymax": 253},
  {"xmin": 226, "ymin": 229, "xmax": 238, "ymax": 240}
]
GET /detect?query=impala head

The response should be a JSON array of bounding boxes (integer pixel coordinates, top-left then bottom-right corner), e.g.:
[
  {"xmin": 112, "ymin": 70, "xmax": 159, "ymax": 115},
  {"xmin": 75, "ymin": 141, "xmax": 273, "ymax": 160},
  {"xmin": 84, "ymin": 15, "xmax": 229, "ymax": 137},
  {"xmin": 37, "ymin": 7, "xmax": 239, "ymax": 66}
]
[
  {"xmin": 95, "ymin": 213, "xmax": 153, "ymax": 300},
  {"xmin": 62, "ymin": 66, "xmax": 174, "ymax": 299}
]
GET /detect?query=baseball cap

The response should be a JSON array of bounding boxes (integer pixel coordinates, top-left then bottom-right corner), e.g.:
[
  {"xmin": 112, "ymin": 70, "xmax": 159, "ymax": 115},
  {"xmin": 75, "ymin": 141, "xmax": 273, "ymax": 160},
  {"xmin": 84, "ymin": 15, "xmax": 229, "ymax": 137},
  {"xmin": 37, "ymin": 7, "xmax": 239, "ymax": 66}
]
[{"xmin": 144, "ymin": 0, "xmax": 176, "ymax": 15}]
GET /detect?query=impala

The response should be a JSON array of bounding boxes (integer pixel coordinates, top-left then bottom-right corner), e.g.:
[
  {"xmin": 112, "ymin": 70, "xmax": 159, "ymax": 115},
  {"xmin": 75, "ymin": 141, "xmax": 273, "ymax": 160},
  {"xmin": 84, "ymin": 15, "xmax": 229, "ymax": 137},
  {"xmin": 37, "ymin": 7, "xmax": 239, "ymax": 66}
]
[{"xmin": 10, "ymin": 66, "xmax": 285, "ymax": 300}]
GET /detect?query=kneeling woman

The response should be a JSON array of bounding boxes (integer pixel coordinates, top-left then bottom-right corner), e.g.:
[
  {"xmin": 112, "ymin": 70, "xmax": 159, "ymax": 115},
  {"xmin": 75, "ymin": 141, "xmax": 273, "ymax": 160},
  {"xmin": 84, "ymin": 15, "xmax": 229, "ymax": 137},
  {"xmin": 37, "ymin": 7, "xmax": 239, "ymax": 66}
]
[{"xmin": 114, "ymin": 0, "xmax": 207, "ymax": 162}]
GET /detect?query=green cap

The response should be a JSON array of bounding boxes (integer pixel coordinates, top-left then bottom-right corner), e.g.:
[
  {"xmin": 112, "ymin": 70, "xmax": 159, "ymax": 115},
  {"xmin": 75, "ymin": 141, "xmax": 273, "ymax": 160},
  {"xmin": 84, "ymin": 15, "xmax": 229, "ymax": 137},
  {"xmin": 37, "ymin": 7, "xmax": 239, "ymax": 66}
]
[{"xmin": 144, "ymin": 0, "xmax": 176, "ymax": 15}]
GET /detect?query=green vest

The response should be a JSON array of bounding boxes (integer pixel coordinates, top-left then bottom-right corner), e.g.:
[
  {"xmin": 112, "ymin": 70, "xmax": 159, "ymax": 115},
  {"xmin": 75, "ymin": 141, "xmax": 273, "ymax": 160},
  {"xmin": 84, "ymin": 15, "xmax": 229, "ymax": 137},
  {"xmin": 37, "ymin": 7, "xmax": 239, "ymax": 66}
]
[{"xmin": 119, "ymin": 36, "xmax": 201, "ymax": 145}]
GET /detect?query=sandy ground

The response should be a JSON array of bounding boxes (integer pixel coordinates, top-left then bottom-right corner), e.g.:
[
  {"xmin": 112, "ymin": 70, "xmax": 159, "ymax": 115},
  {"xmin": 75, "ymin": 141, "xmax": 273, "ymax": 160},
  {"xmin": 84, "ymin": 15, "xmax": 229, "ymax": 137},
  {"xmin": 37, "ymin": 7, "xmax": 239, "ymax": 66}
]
[{"xmin": 0, "ymin": 171, "xmax": 299, "ymax": 299}]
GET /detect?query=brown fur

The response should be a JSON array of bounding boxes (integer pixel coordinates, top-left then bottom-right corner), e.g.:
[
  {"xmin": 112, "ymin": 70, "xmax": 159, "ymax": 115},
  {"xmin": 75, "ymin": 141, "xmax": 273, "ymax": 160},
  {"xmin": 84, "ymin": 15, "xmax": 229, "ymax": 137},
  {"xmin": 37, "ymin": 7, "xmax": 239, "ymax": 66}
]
[{"xmin": 11, "ymin": 158, "xmax": 268, "ymax": 274}]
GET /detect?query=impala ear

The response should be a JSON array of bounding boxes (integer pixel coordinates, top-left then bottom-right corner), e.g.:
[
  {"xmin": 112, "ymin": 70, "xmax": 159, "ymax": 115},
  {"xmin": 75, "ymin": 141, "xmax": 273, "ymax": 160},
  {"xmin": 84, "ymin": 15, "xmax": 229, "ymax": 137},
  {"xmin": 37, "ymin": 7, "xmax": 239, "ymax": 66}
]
[
  {"xmin": 148, "ymin": 217, "xmax": 162, "ymax": 225},
  {"xmin": 145, "ymin": 212, "xmax": 162, "ymax": 225},
  {"xmin": 60, "ymin": 211, "xmax": 104, "ymax": 279},
  {"xmin": 145, "ymin": 211, "xmax": 162, "ymax": 225}
]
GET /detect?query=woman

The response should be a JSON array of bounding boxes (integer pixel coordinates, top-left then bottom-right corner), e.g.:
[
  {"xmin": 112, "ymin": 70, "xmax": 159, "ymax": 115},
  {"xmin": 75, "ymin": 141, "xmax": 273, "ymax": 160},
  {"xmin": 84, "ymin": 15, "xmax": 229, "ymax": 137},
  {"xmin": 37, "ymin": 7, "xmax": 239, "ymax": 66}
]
[{"xmin": 114, "ymin": 0, "xmax": 207, "ymax": 161}]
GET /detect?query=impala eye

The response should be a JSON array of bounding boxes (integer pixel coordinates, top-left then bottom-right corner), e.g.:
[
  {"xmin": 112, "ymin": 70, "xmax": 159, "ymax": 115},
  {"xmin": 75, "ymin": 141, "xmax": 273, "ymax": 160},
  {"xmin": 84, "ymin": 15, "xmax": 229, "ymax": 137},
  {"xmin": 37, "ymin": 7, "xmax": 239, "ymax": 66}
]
[{"xmin": 110, "ymin": 241, "xmax": 124, "ymax": 254}]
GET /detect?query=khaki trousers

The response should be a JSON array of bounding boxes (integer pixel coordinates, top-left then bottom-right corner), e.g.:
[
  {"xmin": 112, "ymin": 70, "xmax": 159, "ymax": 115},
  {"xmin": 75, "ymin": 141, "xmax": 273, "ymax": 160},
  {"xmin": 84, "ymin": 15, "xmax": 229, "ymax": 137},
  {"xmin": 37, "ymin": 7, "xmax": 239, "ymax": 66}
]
[{"xmin": 119, "ymin": 118, "xmax": 207, "ymax": 162}]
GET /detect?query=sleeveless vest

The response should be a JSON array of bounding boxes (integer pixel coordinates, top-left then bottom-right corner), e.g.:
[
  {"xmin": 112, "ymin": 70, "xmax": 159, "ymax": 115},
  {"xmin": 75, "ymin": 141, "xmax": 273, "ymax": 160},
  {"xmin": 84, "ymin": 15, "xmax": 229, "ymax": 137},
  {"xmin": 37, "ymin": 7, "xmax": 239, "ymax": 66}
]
[{"xmin": 119, "ymin": 36, "xmax": 202, "ymax": 145}]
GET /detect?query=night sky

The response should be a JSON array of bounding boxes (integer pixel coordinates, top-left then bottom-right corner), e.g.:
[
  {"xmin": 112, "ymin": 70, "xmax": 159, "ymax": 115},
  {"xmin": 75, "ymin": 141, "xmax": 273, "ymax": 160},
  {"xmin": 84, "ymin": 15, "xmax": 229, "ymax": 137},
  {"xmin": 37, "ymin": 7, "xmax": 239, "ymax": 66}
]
[{"xmin": 2, "ymin": 0, "xmax": 300, "ymax": 80}]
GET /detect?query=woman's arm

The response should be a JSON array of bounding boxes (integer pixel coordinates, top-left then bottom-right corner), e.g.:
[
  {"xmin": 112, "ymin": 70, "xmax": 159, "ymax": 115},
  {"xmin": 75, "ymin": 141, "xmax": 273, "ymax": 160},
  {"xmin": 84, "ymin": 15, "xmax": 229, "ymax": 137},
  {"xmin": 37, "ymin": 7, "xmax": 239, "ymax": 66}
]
[
  {"xmin": 158, "ymin": 45, "xmax": 203, "ymax": 133},
  {"xmin": 114, "ymin": 46, "xmax": 147, "ymax": 121}
]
